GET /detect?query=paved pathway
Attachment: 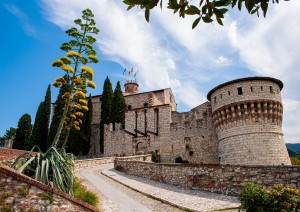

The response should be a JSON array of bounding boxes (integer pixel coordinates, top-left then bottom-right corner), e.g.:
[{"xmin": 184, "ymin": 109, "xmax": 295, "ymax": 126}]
[
  {"xmin": 77, "ymin": 164, "xmax": 152, "ymax": 212},
  {"xmin": 77, "ymin": 163, "xmax": 240, "ymax": 212}
]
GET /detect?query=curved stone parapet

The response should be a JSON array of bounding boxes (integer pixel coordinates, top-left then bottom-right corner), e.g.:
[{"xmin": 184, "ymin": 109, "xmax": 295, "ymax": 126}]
[{"xmin": 207, "ymin": 77, "xmax": 291, "ymax": 165}]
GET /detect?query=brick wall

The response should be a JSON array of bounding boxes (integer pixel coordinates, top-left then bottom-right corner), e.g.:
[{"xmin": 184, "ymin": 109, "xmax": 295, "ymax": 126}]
[{"xmin": 114, "ymin": 159, "xmax": 300, "ymax": 196}]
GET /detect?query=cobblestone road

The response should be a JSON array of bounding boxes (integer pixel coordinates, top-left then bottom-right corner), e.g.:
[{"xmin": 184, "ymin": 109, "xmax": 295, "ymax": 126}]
[{"xmin": 77, "ymin": 163, "xmax": 240, "ymax": 212}]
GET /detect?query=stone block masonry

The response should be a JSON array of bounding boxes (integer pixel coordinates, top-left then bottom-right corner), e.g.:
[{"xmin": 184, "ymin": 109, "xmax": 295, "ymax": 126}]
[
  {"xmin": 0, "ymin": 166, "xmax": 98, "ymax": 211},
  {"xmin": 114, "ymin": 159, "xmax": 300, "ymax": 196}
]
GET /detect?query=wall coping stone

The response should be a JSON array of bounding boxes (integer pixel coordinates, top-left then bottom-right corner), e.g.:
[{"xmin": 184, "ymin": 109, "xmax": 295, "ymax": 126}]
[{"xmin": 0, "ymin": 165, "xmax": 98, "ymax": 212}]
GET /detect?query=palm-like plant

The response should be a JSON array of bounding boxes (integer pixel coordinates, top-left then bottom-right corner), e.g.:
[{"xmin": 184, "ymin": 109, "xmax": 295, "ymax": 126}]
[{"xmin": 11, "ymin": 9, "xmax": 100, "ymax": 195}]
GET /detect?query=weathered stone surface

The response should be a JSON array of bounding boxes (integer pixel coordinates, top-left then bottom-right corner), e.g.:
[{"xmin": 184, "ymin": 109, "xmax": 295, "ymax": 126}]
[
  {"xmin": 0, "ymin": 166, "xmax": 98, "ymax": 211},
  {"xmin": 89, "ymin": 77, "xmax": 291, "ymax": 166},
  {"xmin": 114, "ymin": 158, "xmax": 300, "ymax": 196}
]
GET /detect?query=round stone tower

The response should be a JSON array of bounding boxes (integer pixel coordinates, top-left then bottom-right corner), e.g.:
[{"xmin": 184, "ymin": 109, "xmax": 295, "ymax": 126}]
[
  {"xmin": 124, "ymin": 80, "xmax": 139, "ymax": 94},
  {"xmin": 207, "ymin": 77, "xmax": 291, "ymax": 165}
]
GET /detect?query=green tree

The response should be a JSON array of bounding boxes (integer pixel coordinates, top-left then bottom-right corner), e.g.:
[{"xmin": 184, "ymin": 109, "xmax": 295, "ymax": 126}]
[
  {"xmin": 31, "ymin": 85, "xmax": 51, "ymax": 151},
  {"xmin": 48, "ymin": 83, "xmax": 70, "ymax": 148},
  {"xmin": 112, "ymin": 81, "xmax": 127, "ymax": 129},
  {"xmin": 82, "ymin": 95, "xmax": 93, "ymax": 155},
  {"xmin": 100, "ymin": 76, "xmax": 114, "ymax": 153},
  {"xmin": 0, "ymin": 127, "xmax": 16, "ymax": 147},
  {"xmin": 124, "ymin": 0, "xmax": 285, "ymax": 29},
  {"xmin": 12, "ymin": 114, "xmax": 32, "ymax": 150}
]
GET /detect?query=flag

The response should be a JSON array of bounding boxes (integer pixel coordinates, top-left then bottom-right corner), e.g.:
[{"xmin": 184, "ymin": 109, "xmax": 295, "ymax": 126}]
[
  {"xmin": 128, "ymin": 70, "xmax": 131, "ymax": 75},
  {"xmin": 123, "ymin": 68, "xmax": 126, "ymax": 75}
]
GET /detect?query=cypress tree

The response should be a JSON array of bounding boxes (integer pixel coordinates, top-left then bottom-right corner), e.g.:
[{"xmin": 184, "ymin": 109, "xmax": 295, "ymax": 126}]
[
  {"xmin": 31, "ymin": 85, "xmax": 51, "ymax": 151},
  {"xmin": 48, "ymin": 84, "xmax": 69, "ymax": 148},
  {"xmin": 100, "ymin": 76, "xmax": 114, "ymax": 153},
  {"xmin": 112, "ymin": 81, "xmax": 126, "ymax": 129},
  {"xmin": 13, "ymin": 114, "xmax": 32, "ymax": 150}
]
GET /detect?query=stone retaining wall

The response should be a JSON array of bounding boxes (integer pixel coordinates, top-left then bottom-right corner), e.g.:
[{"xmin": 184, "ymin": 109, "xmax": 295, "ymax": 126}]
[
  {"xmin": 75, "ymin": 157, "xmax": 115, "ymax": 170},
  {"xmin": 0, "ymin": 166, "xmax": 98, "ymax": 211},
  {"xmin": 114, "ymin": 160, "xmax": 300, "ymax": 196}
]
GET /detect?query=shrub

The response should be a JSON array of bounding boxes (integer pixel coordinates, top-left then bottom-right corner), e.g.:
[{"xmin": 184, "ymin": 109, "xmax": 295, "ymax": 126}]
[
  {"xmin": 151, "ymin": 151, "xmax": 159, "ymax": 163},
  {"xmin": 290, "ymin": 157, "xmax": 300, "ymax": 165},
  {"xmin": 239, "ymin": 182, "xmax": 300, "ymax": 211},
  {"xmin": 239, "ymin": 182, "xmax": 269, "ymax": 211},
  {"xmin": 175, "ymin": 156, "xmax": 183, "ymax": 163},
  {"xmin": 73, "ymin": 178, "xmax": 99, "ymax": 207}
]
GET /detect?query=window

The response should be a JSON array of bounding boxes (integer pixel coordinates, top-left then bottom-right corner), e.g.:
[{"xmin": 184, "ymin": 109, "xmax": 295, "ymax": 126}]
[
  {"xmin": 214, "ymin": 96, "xmax": 217, "ymax": 103},
  {"xmin": 127, "ymin": 105, "xmax": 132, "ymax": 110},
  {"xmin": 237, "ymin": 87, "xmax": 243, "ymax": 95},
  {"xmin": 228, "ymin": 91, "xmax": 231, "ymax": 96},
  {"xmin": 251, "ymin": 87, "xmax": 253, "ymax": 92},
  {"xmin": 143, "ymin": 102, "xmax": 148, "ymax": 108},
  {"xmin": 270, "ymin": 86, "xmax": 273, "ymax": 93},
  {"xmin": 261, "ymin": 86, "xmax": 263, "ymax": 91},
  {"xmin": 220, "ymin": 94, "xmax": 223, "ymax": 99}
]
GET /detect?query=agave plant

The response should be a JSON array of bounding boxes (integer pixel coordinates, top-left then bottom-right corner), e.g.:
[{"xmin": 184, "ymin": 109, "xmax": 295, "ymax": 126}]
[
  {"xmin": 11, "ymin": 8, "xmax": 99, "ymax": 195},
  {"xmin": 11, "ymin": 146, "xmax": 75, "ymax": 194}
]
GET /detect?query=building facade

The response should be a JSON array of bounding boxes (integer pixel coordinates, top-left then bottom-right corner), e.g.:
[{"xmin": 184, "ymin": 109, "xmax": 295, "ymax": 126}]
[{"xmin": 88, "ymin": 77, "xmax": 291, "ymax": 165}]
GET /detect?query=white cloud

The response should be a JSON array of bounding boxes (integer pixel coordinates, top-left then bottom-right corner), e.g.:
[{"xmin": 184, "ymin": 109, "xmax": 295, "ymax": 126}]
[
  {"xmin": 41, "ymin": 0, "xmax": 300, "ymax": 142},
  {"xmin": 228, "ymin": 1, "xmax": 300, "ymax": 143}
]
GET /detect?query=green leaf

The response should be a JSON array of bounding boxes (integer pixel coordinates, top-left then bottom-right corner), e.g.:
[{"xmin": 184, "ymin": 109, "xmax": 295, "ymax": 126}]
[
  {"xmin": 245, "ymin": 0, "xmax": 255, "ymax": 13},
  {"xmin": 192, "ymin": 17, "xmax": 201, "ymax": 29},
  {"xmin": 216, "ymin": 16, "xmax": 223, "ymax": 26},
  {"xmin": 145, "ymin": 9, "xmax": 150, "ymax": 22},
  {"xmin": 213, "ymin": 8, "xmax": 224, "ymax": 18},
  {"xmin": 238, "ymin": 0, "xmax": 242, "ymax": 10},
  {"xmin": 202, "ymin": 16, "xmax": 213, "ymax": 23},
  {"xmin": 18, "ymin": 157, "xmax": 35, "ymax": 173},
  {"xmin": 232, "ymin": 0, "xmax": 237, "ymax": 8},
  {"xmin": 185, "ymin": 5, "xmax": 200, "ymax": 15},
  {"xmin": 261, "ymin": 0, "xmax": 268, "ymax": 17}
]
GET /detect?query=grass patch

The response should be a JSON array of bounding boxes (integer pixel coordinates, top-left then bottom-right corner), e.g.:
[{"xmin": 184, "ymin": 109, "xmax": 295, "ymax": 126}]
[
  {"xmin": 73, "ymin": 178, "xmax": 99, "ymax": 207},
  {"xmin": 18, "ymin": 186, "xmax": 30, "ymax": 196},
  {"xmin": 0, "ymin": 192, "xmax": 13, "ymax": 201},
  {"xmin": 39, "ymin": 192, "xmax": 54, "ymax": 204}
]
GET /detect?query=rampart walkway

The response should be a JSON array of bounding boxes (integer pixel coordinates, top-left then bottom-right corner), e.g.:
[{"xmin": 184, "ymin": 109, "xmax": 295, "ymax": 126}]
[{"xmin": 77, "ymin": 163, "xmax": 240, "ymax": 212}]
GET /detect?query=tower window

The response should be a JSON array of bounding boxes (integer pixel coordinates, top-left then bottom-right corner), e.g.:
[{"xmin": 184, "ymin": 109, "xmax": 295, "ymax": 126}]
[
  {"xmin": 220, "ymin": 94, "xmax": 223, "ymax": 99},
  {"xmin": 128, "ymin": 105, "xmax": 132, "ymax": 110},
  {"xmin": 250, "ymin": 87, "xmax": 253, "ymax": 92},
  {"xmin": 237, "ymin": 87, "xmax": 243, "ymax": 95},
  {"xmin": 214, "ymin": 96, "xmax": 217, "ymax": 103},
  {"xmin": 228, "ymin": 91, "xmax": 231, "ymax": 96},
  {"xmin": 143, "ymin": 102, "xmax": 148, "ymax": 108},
  {"xmin": 270, "ymin": 86, "xmax": 273, "ymax": 93},
  {"xmin": 261, "ymin": 86, "xmax": 263, "ymax": 91}
]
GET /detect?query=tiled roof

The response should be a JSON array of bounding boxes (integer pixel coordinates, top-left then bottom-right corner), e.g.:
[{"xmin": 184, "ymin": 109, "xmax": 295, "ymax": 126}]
[{"xmin": 0, "ymin": 148, "xmax": 36, "ymax": 161}]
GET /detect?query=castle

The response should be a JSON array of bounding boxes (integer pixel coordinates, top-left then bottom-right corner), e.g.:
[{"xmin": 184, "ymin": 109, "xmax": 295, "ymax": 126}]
[{"xmin": 88, "ymin": 77, "xmax": 291, "ymax": 165}]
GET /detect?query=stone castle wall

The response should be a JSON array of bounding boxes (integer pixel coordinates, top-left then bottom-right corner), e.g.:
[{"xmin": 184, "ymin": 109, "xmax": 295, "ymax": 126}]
[
  {"xmin": 114, "ymin": 159, "xmax": 300, "ymax": 196},
  {"xmin": 170, "ymin": 102, "xmax": 218, "ymax": 163},
  {"xmin": 103, "ymin": 103, "xmax": 219, "ymax": 163}
]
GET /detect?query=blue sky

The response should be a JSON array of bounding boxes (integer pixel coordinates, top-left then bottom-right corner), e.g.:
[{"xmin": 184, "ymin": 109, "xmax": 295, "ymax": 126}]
[{"xmin": 0, "ymin": 0, "xmax": 299, "ymax": 143}]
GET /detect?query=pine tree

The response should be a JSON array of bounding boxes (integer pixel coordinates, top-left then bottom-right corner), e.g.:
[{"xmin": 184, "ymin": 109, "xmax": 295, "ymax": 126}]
[
  {"xmin": 48, "ymin": 84, "xmax": 69, "ymax": 148},
  {"xmin": 100, "ymin": 76, "xmax": 114, "ymax": 153},
  {"xmin": 13, "ymin": 114, "xmax": 32, "ymax": 150},
  {"xmin": 31, "ymin": 85, "xmax": 51, "ymax": 151},
  {"xmin": 112, "ymin": 81, "xmax": 126, "ymax": 129}
]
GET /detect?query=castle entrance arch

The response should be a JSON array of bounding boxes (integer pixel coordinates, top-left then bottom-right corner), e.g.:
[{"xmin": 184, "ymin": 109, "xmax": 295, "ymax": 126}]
[{"xmin": 132, "ymin": 136, "xmax": 150, "ymax": 155}]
